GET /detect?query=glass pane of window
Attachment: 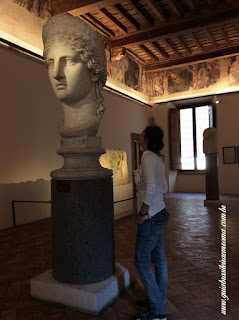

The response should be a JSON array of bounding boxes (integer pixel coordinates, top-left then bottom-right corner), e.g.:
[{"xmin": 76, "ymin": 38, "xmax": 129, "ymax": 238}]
[
  {"xmin": 180, "ymin": 108, "xmax": 194, "ymax": 169},
  {"xmin": 196, "ymin": 106, "xmax": 210, "ymax": 170}
]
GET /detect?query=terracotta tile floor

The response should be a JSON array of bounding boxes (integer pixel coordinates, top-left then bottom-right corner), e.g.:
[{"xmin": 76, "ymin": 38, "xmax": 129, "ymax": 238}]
[{"xmin": 0, "ymin": 193, "xmax": 238, "ymax": 320}]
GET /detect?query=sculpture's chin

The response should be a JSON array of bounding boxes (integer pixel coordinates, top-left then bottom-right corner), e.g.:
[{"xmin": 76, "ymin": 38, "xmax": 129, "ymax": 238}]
[{"xmin": 57, "ymin": 96, "xmax": 76, "ymax": 106}]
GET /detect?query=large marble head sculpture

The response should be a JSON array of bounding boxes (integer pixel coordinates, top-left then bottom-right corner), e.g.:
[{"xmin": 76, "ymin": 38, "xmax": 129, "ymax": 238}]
[{"xmin": 42, "ymin": 14, "xmax": 107, "ymax": 138}]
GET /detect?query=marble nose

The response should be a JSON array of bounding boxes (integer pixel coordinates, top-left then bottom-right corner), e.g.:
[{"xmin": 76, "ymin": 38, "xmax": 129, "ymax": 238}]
[{"xmin": 53, "ymin": 61, "xmax": 64, "ymax": 80}]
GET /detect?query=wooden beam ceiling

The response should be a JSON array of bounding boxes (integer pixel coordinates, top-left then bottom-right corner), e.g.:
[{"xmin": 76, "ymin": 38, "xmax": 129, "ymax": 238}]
[
  {"xmin": 185, "ymin": 0, "xmax": 196, "ymax": 12},
  {"xmin": 139, "ymin": 44, "xmax": 159, "ymax": 62},
  {"xmin": 167, "ymin": 0, "xmax": 183, "ymax": 17},
  {"xmin": 111, "ymin": 10, "xmax": 239, "ymax": 48},
  {"xmin": 126, "ymin": 48, "xmax": 145, "ymax": 63},
  {"xmin": 151, "ymin": 42, "xmax": 170, "ymax": 59},
  {"xmin": 146, "ymin": 44, "xmax": 239, "ymax": 71},
  {"xmin": 53, "ymin": 0, "xmax": 124, "ymax": 15},
  {"xmin": 127, "ymin": 0, "xmax": 155, "ymax": 27},
  {"xmin": 190, "ymin": 32, "xmax": 205, "ymax": 52},
  {"xmin": 100, "ymin": 8, "xmax": 128, "ymax": 34},
  {"xmin": 114, "ymin": 3, "xmax": 140, "ymax": 31},
  {"xmin": 218, "ymin": 25, "xmax": 231, "ymax": 46},
  {"xmin": 164, "ymin": 39, "xmax": 181, "ymax": 57},
  {"xmin": 146, "ymin": 0, "xmax": 169, "ymax": 23},
  {"xmin": 205, "ymin": 28, "xmax": 218, "ymax": 49},
  {"xmin": 177, "ymin": 36, "xmax": 192, "ymax": 55},
  {"xmin": 53, "ymin": 0, "xmax": 102, "ymax": 14},
  {"xmin": 52, "ymin": 0, "xmax": 239, "ymax": 73},
  {"xmin": 82, "ymin": 13, "xmax": 115, "ymax": 37},
  {"xmin": 207, "ymin": 0, "xmax": 215, "ymax": 6}
]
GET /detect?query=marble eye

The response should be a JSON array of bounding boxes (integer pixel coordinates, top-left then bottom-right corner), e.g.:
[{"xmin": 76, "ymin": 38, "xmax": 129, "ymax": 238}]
[
  {"xmin": 66, "ymin": 58, "xmax": 75, "ymax": 65},
  {"xmin": 47, "ymin": 60, "xmax": 54, "ymax": 68}
]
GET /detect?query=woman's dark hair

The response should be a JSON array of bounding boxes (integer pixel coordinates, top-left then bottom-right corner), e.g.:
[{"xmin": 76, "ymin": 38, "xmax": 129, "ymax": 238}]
[{"xmin": 144, "ymin": 126, "xmax": 164, "ymax": 154}]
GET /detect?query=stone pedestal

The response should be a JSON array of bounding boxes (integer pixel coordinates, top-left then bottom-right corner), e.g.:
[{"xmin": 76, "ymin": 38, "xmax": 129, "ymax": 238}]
[
  {"xmin": 30, "ymin": 263, "xmax": 131, "ymax": 314},
  {"xmin": 30, "ymin": 133, "xmax": 132, "ymax": 312},
  {"xmin": 51, "ymin": 136, "xmax": 111, "ymax": 180},
  {"xmin": 49, "ymin": 136, "xmax": 114, "ymax": 284},
  {"xmin": 51, "ymin": 178, "xmax": 114, "ymax": 284},
  {"xmin": 204, "ymin": 153, "xmax": 219, "ymax": 207}
]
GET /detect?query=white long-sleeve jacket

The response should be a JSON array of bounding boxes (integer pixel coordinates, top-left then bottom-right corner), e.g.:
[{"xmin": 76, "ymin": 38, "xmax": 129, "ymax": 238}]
[{"xmin": 134, "ymin": 150, "xmax": 168, "ymax": 217}]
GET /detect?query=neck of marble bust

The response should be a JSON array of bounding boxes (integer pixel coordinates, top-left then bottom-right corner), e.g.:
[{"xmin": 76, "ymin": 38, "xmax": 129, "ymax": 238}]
[
  {"xmin": 58, "ymin": 98, "xmax": 100, "ymax": 138},
  {"xmin": 63, "ymin": 93, "xmax": 98, "ymax": 109}
]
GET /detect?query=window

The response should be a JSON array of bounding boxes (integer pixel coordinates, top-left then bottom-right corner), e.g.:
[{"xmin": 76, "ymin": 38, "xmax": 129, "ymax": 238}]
[{"xmin": 170, "ymin": 104, "xmax": 214, "ymax": 171}]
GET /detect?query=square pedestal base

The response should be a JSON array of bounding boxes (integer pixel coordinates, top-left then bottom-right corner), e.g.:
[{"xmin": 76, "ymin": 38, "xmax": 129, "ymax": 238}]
[
  {"xmin": 204, "ymin": 199, "xmax": 220, "ymax": 207},
  {"xmin": 30, "ymin": 263, "xmax": 130, "ymax": 315}
]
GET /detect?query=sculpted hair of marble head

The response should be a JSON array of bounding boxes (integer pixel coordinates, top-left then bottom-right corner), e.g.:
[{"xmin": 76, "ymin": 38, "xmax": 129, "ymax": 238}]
[{"xmin": 42, "ymin": 14, "xmax": 107, "ymax": 117}]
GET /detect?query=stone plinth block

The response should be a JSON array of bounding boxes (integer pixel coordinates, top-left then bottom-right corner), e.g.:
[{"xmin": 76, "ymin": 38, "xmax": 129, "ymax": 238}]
[
  {"xmin": 51, "ymin": 178, "xmax": 114, "ymax": 284},
  {"xmin": 204, "ymin": 199, "xmax": 221, "ymax": 207},
  {"xmin": 205, "ymin": 153, "xmax": 219, "ymax": 201},
  {"xmin": 30, "ymin": 263, "xmax": 130, "ymax": 314}
]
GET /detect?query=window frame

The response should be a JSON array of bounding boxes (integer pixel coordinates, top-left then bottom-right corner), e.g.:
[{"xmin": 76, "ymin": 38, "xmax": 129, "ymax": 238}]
[{"xmin": 177, "ymin": 102, "xmax": 216, "ymax": 174}]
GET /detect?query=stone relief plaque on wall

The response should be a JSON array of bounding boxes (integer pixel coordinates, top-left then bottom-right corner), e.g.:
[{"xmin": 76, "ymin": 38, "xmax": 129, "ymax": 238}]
[{"xmin": 100, "ymin": 149, "xmax": 128, "ymax": 186}]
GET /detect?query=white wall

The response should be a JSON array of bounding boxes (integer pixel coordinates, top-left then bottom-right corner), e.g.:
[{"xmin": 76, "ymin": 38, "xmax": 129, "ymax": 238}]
[
  {"xmin": 0, "ymin": 44, "xmax": 61, "ymax": 229},
  {"xmin": 99, "ymin": 89, "xmax": 150, "ymax": 180},
  {"xmin": 0, "ymin": 44, "xmax": 149, "ymax": 230},
  {"xmin": 0, "ymin": 0, "xmax": 44, "ymax": 54},
  {"xmin": 174, "ymin": 175, "xmax": 206, "ymax": 193},
  {"xmin": 217, "ymin": 92, "xmax": 239, "ymax": 194}
]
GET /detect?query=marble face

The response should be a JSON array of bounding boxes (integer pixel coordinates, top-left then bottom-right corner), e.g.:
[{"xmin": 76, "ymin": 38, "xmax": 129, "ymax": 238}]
[{"xmin": 46, "ymin": 41, "xmax": 96, "ymax": 105}]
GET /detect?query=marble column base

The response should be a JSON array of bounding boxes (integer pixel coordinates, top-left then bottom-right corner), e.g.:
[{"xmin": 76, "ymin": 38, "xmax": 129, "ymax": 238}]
[
  {"xmin": 30, "ymin": 263, "xmax": 131, "ymax": 315},
  {"xmin": 204, "ymin": 199, "xmax": 220, "ymax": 207}
]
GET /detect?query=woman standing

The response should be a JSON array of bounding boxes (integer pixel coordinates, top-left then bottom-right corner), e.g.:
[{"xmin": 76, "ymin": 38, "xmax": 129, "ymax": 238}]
[{"xmin": 134, "ymin": 126, "xmax": 169, "ymax": 320}]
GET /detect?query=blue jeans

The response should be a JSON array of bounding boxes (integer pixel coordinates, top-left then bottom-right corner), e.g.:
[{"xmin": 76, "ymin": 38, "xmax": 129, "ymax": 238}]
[{"xmin": 135, "ymin": 208, "xmax": 169, "ymax": 315}]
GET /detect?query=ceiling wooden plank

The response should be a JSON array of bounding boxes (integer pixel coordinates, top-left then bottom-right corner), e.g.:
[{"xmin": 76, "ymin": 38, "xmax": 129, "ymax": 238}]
[
  {"xmin": 127, "ymin": 0, "xmax": 155, "ymax": 26},
  {"xmin": 207, "ymin": 0, "xmax": 215, "ymax": 6},
  {"xmin": 100, "ymin": 8, "xmax": 128, "ymax": 34},
  {"xmin": 205, "ymin": 28, "xmax": 217, "ymax": 49},
  {"xmin": 218, "ymin": 25, "xmax": 231, "ymax": 46},
  {"xmin": 111, "ymin": 9, "xmax": 239, "ymax": 48},
  {"xmin": 84, "ymin": 13, "xmax": 115, "ymax": 36},
  {"xmin": 146, "ymin": 0, "xmax": 169, "ymax": 23},
  {"xmin": 163, "ymin": 39, "xmax": 181, "ymax": 57},
  {"xmin": 145, "ymin": 44, "xmax": 239, "ymax": 71},
  {"xmin": 80, "ymin": 14, "xmax": 113, "ymax": 37},
  {"xmin": 54, "ymin": 0, "xmax": 124, "ymax": 15},
  {"xmin": 126, "ymin": 49, "xmax": 146, "ymax": 63},
  {"xmin": 53, "ymin": 0, "xmax": 101, "ymax": 14},
  {"xmin": 190, "ymin": 32, "xmax": 205, "ymax": 52},
  {"xmin": 167, "ymin": 0, "xmax": 183, "ymax": 17},
  {"xmin": 139, "ymin": 44, "xmax": 159, "ymax": 61},
  {"xmin": 114, "ymin": 3, "xmax": 140, "ymax": 30},
  {"xmin": 235, "ymin": 21, "xmax": 239, "ymax": 35},
  {"xmin": 151, "ymin": 41, "xmax": 169, "ymax": 59},
  {"xmin": 177, "ymin": 35, "xmax": 192, "ymax": 54},
  {"xmin": 185, "ymin": 0, "xmax": 196, "ymax": 12}
]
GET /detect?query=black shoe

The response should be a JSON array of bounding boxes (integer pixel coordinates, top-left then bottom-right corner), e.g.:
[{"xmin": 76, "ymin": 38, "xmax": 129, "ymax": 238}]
[
  {"xmin": 135, "ymin": 299, "xmax": 150, "ymax": 310},
  {"xmin": 133, "ymin": 309, "xmax": 167, "ymax": 320}
]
